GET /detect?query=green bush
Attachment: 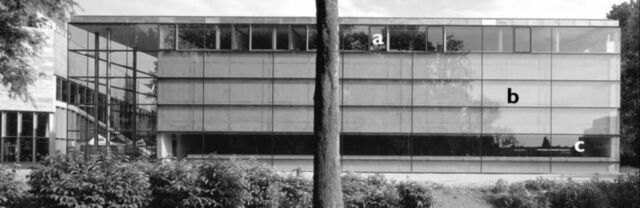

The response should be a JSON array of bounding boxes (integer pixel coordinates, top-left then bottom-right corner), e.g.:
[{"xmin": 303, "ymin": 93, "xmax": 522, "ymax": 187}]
[
  {"xmin": 547, "ymin": 181, "xmax": 607, "ymax": 208},
  {"xmin": 396, "ymin": 181, "xmax": 433, "ymax": 208},
  {"xmin": 27, "ymin": 152, "xmax": 151, "ymax": 208},
  {"xmin": 0, "ymin": 166, "xmax": 27, "ymax": 208},
  {"xmin": 276, "ymin": 176, "xmax": 312, "ymax": 208},
  {"xmin": 143, "ymin": 160, "xmax": 196, "ymax": 208},
  {"xmin": 341, "ymin": 174, "xmax": 399, "ymax": 208},
  {"xmin": 487, "ymin": 180, "xmax": 541, "ymax": 208}
]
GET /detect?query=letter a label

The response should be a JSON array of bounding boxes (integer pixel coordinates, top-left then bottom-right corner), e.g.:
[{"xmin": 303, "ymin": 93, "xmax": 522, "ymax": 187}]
[{"xmin": 372, "ymin": 34, "xmax": 384, "ymax": 45}]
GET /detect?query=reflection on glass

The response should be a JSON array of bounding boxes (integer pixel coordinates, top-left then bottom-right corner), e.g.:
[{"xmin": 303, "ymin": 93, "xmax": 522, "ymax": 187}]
[
  {"xmin": 412, "ymin": 107, "xmax": 481, "ymax": 133},
  {"xmin": 21, "ymin": 113, "xmax": 33, "ymax": 136},
  {"xmin": 159, "ymin": 24, "xmax": 175, "ymax": 50},
  {"xmin": 2, "ymin": 137, "xmax": 17, "ymax": 162},
  {"xmin": 233, "ymin": 25, "xmax": 249, "ymax": 50},
  {"xmin": 552, "ymin": 108, "xmax": 618, "ymax": 134},
  {"xmin": 343, "ymin": 80, "xmax": 411, "ymax": 106},
  {"xmin": 135, "ymin": 24, "xmax": 159, "ymax": 50},
  {"xmin": 308, "ymin": 26, "xmax": 318, "ymax": 50},
  {"xmin": 343, "ymin": 107, "xmax": 411, "ymax": 133},
  {"xmin": 291, "ymin": 25, "xmax": 306, "ymax": 50},
  {"xmin": 178, "ymin": 24, "xmax": 204, "ymax": 49},
  {"xmin": 20, "ymin": 137, "xmax": 33, "ymax": 162},
  {"xmin": 389, "ymin": 25, "xmax": 426, "ymax": 51},
  {"xmin": 203, "ymin": 134, "xmax": 271, "ymax": 155},
  {"xmin": 273, "ymin": 134, "xmax": 314, "ymax": 155},
  {"xmin": 515, "ymin": 27, "xmax": 531, "ymax": 52},
  {"xmin": 343, "ymin": 135, "xmax": 409, "ymax": 155},
  {"xmin": 552, "ymin": 82, "xmax": 619, "ymax": 107},
  {"xmin": 276, "ymin": 25, "xmax": 289, "ymax": 50},
  {"xmin": 427, "ymin": 27, "xmax": 444, "ymax": 52},
  {"xmin": 445, "ymin": 27, "xmax": 481, "ymax": 52},
  {"xmin": 413, "ymin": 135, "xmax": 481, "ymax": 156},
  {"xmin": 370, "ymin": 26, "xmax": 387, "ymax": 51},
  {"xmin": 551, "ymin": 135, "xmax": 612, "ymax": 157},
  {"xmin": 413, "ymin": 80, "xmax": 481, "ymax": 106},
  {"xmin": 483, "ymin": 107, "xmax": 550, "ymax": 134},
  {"xmin": 532, "ymin": 27, "xmax": 551, "ymax": 52},
  {"xmin": 552, "ymin": 54, "xmax": 620, "ymax": 80},
  {"xmin": 6, "ymin": 112, "xmax": 17, "ymax": 136},
  {"xmin": 341, "ymin": 25, "xmax": 368, "ymax": 50},
  {"xmin": 36, "ymin": 138, "xmax": 49, "ymax": 162},
  {"xmin": 252, "ymin": 25, "xmax": 274, "ymax": 50},
  {"xmin": 482, "ymin": 134, "xmax": 550, "ymax": 157},
  {"xmin": 418, "ymin": 53, "xmax": 482, "ymax": 79},
  {"xmin": 483, "ymin": 81, "xmax": 550, "ymax": 107},
  {"xmin": 171, "ymin": 133, "xmax": 202, "ymax": 158},
  {"xmin": 482, "ymin": 54, "xmax": 551, "ymax": 80},
  {"xmin": 204, "ymin": 25, "xmax": 216, "ymax": 49},
  {"xmin": 218, "ymin": 25, "xmax": 232, "ymax": 50},
  {"xmin": 553, "ymin": 27, "xmax": 619, "ymax": 53},
  {"xmin": 483, "ymin": 27, "xmax": 513, "ymax": 52}
]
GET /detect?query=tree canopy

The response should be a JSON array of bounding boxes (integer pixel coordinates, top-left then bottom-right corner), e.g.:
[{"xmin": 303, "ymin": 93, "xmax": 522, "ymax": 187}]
[{"xmin": 0, "ymin": 0, "xmax": 77, "ymax": 98}]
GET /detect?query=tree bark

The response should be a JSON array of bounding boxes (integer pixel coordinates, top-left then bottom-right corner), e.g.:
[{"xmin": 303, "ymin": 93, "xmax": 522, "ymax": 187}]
[{"xmin": 313, "ymin": 0, "xmax": 343, "ymax": 208}]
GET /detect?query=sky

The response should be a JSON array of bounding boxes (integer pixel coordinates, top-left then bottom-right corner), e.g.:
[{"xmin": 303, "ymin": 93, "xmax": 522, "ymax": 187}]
[{"xmin": 73, "ymin": 0, "xmax": 627, "ymax": 19}]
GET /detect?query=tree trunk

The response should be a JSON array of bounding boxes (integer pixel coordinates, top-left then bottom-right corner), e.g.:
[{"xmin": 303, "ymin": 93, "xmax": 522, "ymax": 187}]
[{"xmin": 313, "ymin": 0, "xmax": 343, "ymax": 208}]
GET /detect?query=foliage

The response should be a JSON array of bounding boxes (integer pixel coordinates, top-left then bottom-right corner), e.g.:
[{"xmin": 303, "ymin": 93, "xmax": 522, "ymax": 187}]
[
  {"xmin": 275, "ymin": 176, "xmax": 313, "ymax": 208},
  {"xmin": 608, "ymin": 0, "xmax": 640, "ymax": 167},
  {"xmin": 487, "ymin": 181, "xmax": 541, "ymax": 208},
  {"xmin": 0, "ymin": 165, "xmax": 28, "ymax": 207},
  {"xmin": 546, "ymin": 181, "xmax": 607, "ymax": 208},
  {"xmin": 142, "ymin": 160, "xmax": 196, "ymax": 208},
  {"xmin": 341, "ymin": 174, "xmax": 399, "ymax": 208},
  {"xmin": 396, "ymin": 181, "xmax": 433, "ymax": 208},
  {"xmin": 27, "ymin": 152, "xmax": 151, "ymax": 208},
  {"xmin": 0, "ymin": 0, "xmax": 77, "ymax": 97}
]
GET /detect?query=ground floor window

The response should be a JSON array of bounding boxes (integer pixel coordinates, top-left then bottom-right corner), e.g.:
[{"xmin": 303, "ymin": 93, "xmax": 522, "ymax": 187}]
[{"xmin": 1, "ymin": 111, "xmax": 50, "ymax": 163}]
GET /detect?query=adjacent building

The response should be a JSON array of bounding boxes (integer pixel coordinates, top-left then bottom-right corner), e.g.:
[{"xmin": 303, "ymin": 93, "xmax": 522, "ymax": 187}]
[{"xmin": 0, "ymin": 16, "xmax": 621, "ymax": 173}]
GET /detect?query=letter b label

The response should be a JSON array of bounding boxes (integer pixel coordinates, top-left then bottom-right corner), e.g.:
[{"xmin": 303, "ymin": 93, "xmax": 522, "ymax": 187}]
[{"xmin": 508, "ymin": 88, "xmax": 519, "ymax": 104}]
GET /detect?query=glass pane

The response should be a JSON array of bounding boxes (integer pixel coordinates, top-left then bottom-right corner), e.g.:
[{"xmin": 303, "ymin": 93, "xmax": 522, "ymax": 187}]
[
  {"xmin": 74, "ymin": 24, "xmax": 135, "ymax": 50},
  {"xmin": 273, "ymin": 134, "xmax": 313, "ymax": 155},
  {"xmin": 21, "ymin": 113, "xmax": 33, "ymax": 137},
  {"xmin": 427, "ymin": 27, "xmax": 444, "ymax": 52},
  {"xmin": 553, "ymin": 27, "xmax": 620, "ymax": 53},
  {"xmin": 483, "ymin": 107, "xmax": 550, "ymax": 134},
  {"xmin": 483, "ymin": 27, "xmax": 513, "ymax": 52},
  {"xmin": 204, "ymin": 25, "xmax": 216, "ymax": 49},
  {"xmin": 414, "ymin": 53, "xmax": 482, "ymax": 79},
  {"xmin": 341, "ymin": 25, "xmax": 368, "ymax": 50},
  {"xmin": 389, "ymin": 25, "xmax": 426, "ymax": 51},
  {"xmin": 552, "ymin": 108, "xmax": 618, "ymax": 134},
  {"xmin": 20, "ymin": 137, "xmax": 33, "ymax": 162},
  {"xmin": 273, "ymin": 80, "xmax": 313, "ymax": 105},
  {"xmin": 343, "ymin": 135, "xmax": 409, "ymax": 155},
  {"xmin": 412, "ymin": 107, "xmax": 482, "ymax": 133},
  {"xmin": 483, "ymin": 53, "xmax": 551, "ymax": 80},
  {"xmin": 445, "ymin": 27, "xmax": 481, "ymax": 52},
  {"xmin": 370, "ymin": 26, "xmax": 387, "ymax": 51},
  {"xmin": 291, "ymin": 25, "xmax": 306, "ymax": 50},
  {"xmin": 483, "ymin": 81, "xmax": 550, "ymax": 107},
  {"xmin": 178, "ymin": 24, "xmax": 204, "ymax": 49},
  {"xmin": 251, "ymin": 25, "xmax": 274, "ymax": 50},
  {"xmin": 343, "ymin": 53, "xmax": 412, "ymax": 79},
  {"xmin": 69, "ymin": 24, "xmax": 89, "ymax": 49},
  {"xmin": 413, "ymin": 80, "xmax": 481, "ymax": 106},
  {"xmin": 273, "ymin": 106, "xmax": 313, "ymax": 132},
  {"xmin": 343, "ymin": 80, "xmax": 411, "ymax": 106},
  {"xmin": 36, "ymin": 113, "xmax": 48, "ymax": 137},
  {"xmin": 219, "ymin": 25, "xmax": 232, "ymax": 50},
  {"xmin": 159, "ymin": 24, "xmax": 175, "ymax": 50},
  {"xmin": 532, "ymin": 27, "xmax": 551, "ymax": 52},
  {"xmin": 233, "ymin": 25, "xmax": 250, "ymax": 50},
  {"xmin": 276, "ymin": 25, "xmax": 289, "ymax": 50},
  {"xmin": 551, "ymin": 135, "xmax": 613, "ymax": 157},
  {"xmin": 135, "ymin": 24, "xmax": 159, "ymax": 50},
  {"xmin": 343, "ymin": 107, "xmax": 411, "ymax": 133},
  {"xmin": 552, "ymin": 54, "xmax": 620, "ymax": 80},
  {"xmin": 2, "ymin": 138, "xmax": 17, "ymax": 162},
  {"xmin": 157, "ymin": 79, "xmax": 203, "ymax": 104},
  {"xmin": 157, "ymin": 51, "xmax": 204, "ymax": 77},
  {"xmin": 413, "ymin": 135, "xmax": 481, "ymax": 156},
  {"xmin": 203, "ymin": 134, "xmax": 271, "ymax": 155},
  {"xmin": 203, "ymin": 106, "xmax": 272, "ymax": 132},
  {"xmin": 552, "ymin": 82, "xmax": 619, "ymax": 107},
  {"xmin": 308, "ymin": 26, "xmax": 318, "ymax": 50},
  {"xmin": 157, "ymin": 106, "xmax": 204, "ymax": 132},
  {"xmin": 515, "ymin": 27, "xmax": 531, "ymax": 52},
  {"xmin": 171, "ymin": 133, "xmax": 202, "ymax": 158},
  {"xmin": 204, "ymin": 79, "xmax": 272, "ymax": 105},
  {"xmin": 482, "ymin": 134, "xmax": 550, "ymax": 157},
  {"xmin": 36, "ymin": 138, "xmax": 49, "ymax": 162}
]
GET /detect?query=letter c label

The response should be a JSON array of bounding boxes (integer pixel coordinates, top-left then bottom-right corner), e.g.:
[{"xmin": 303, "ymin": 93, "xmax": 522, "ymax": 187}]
[{"xmin": 574, "ymin": 141, "xmax": 585, "ymax": 152}]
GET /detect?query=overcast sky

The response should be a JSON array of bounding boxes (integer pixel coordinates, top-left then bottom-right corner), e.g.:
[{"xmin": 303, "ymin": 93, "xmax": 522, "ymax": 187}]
[{"xmin": 73, "ymin": 0, "xmax": 627, "ymax": 19}]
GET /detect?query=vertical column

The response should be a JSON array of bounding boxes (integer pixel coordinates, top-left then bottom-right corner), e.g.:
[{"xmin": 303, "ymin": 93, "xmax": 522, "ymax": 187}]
[
  {"xmin": 106, "ymin": 29, "xmax": 112, "ymax": 153},
  {"xmin": 1, "ymin": 112, "xmax": 5, "ymax": 162},
  {"xmin": 48, "ymin": 112, "xmax": 57, "ymax": 156},
  {"xmin": 93, "ymin": 32, "xmax": 100, "ymax": 156},
  {"xmin": 156, "ymin": 133, "xmax": 172, "ymax": 162}
]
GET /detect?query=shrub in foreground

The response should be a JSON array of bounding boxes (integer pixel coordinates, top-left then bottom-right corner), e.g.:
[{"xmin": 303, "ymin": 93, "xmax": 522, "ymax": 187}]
[
  {"xmin": 0, "ymin": 166, "xmax": 27, "ymax": 207},
  {"xmin": 396, "ymin": 181, "xmax": 433, "ymax": 208}
]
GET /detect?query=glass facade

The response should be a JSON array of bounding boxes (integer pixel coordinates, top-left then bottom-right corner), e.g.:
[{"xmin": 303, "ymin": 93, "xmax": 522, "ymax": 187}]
[
  {"xmin": 0, "ymin": 112, "xmax": 50, "ymax": 162},
  {"xmin": 63, "ymin": 20, "xmax": 620, "ymax": 172}
]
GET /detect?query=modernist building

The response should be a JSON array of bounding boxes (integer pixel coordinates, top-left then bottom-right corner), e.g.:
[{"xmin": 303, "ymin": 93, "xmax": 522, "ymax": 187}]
[{"xmin": 0, "ymin": 16, "xmax": 621, "ymax": 173}]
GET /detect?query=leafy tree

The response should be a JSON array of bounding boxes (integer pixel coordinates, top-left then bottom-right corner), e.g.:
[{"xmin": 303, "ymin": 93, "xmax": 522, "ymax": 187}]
[
  {"xmin": 607, "ymin": 0, "xmax": 640, "ymax": 167},
  {"xmin": 0, "ymin": 0, "xmax": 77, "ymax": 98}
]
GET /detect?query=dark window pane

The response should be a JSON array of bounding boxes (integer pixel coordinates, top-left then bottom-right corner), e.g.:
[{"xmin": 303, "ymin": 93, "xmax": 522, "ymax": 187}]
[
  {"xmin": 532, "ymin": 27, "xmax": 551, "ymax": 52},
  {"xmin": 291, "ymin": 25, "xmax": 306, "ymax": 50},
  {"xmin": 553, "ymin": 27, "xmax": 619, "ymax": 53},
  {"xmin": 389, "ymin": 25, "xmax": 426, "ymax": 51},
  {"xmin": 413, "ymin": 135, "xmax": 481, "ymax": 156},
  {"xmin": 61, "ymin": 79, "xmax": 69, "ymax": 103},
  {"xmin": 483, "ymin": 27, "xmax": 513, "ymax": 52},
  {"xmin": 482, "ymin": 134, "xmax": 550, "ymax": 157},
  {"xmin": 276, "ymin": 25, "xmax": 289, "ymax": 50},
  {"xmin": 203, "ymin": 134, "xmax": 271, "ymax": 155},
  {"xmin": 21, "ymin": 112, "xmax": 33, "ymax": 137},
  {"xmin": 273, "ymin": 134, "xmax": 314, "ymax": 155},
  {"xmin": 75, "ymin": 24, "xmax": 135, "ymax": 50},
  {"xmin": 370, "ymin": 26, "xmax": 387, "ymax": 51},
  {"xmin": 178, "ymin": 24, "xmax": 204, "ymax": 49},
  {"xmin": 251, "ymin": 25, "xmax": 274, "ymax": 50},
  {"xmin": 2, "ymin": 137, "xmax": 17, "ymax": 162},
  {"xmin": 6, "ymin": 112, "xmax": 18, "ymax": 136},
  {"xmin": 219, "ymin": 25, "xmax": 232, "ymax": 50},
  {"xmin": 135, "ymin": 24, "xmax": 159, "ymax": 50},
  {"xmin": 343, "ymin": 135, "xmax": 409, "ymax": 155},
  {"xmin": 445, "ymin": 27, "xmax": 481, "ymax": 52},
  {"xmin": 233, "ymin": 25, "xmax": 250, "ymax": 50},
  {"xmin": 172, "ymin": 133, "xmax": 202, "ymax": 159},
  {"xmin": 515, "ymin": 27, "xmax": 531, "ymax": 52},
  {"xmin": 427, "ymin": 27, "xmax": 444, "ymax": 52},
  {"xmin": 36, "ymin": 138, "xmax": 49, "ymax": 162},
  {"xmin": 308, "ymin": 26, "xmax": 318, "ymax": 50},
  {"xmin": 551, "ymin": 135, "xmax": 613, "ymax": 157},
  {"xmin": 20, "ymin": 137, "xmax": 33, "ymax": 162},
  {"xmin": 340, "ymin": 25, "xmax": 368, "ymax": 50},
  {"xmin": 159, "ymin": 24, "xmax": 175, "ymax": 49},
  {"xmin": 204, "ymin": 25, "xmax": 217, "ymax": 49},
  {"xmin": 36, "ymin": 113, "xmax": 48, "ymax": 137}
]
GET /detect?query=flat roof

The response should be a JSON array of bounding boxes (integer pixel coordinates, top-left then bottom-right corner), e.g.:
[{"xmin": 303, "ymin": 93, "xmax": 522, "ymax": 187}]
[{"xmin": 70, "ymin": 16, "xmax": 618, "ymax": 27}]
